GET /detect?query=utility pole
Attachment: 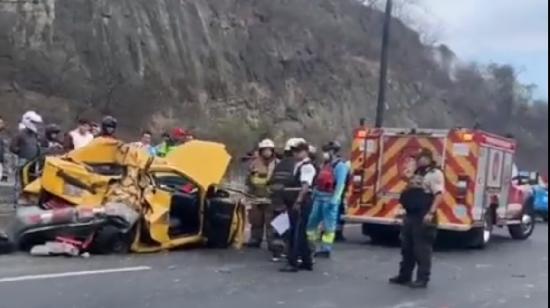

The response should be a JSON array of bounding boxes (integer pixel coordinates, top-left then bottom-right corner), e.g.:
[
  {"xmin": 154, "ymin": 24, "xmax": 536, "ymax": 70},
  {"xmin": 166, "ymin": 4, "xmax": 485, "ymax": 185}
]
[{"xmin": 375, "ymin": 0, "xmax": 393, "ymax": 128}]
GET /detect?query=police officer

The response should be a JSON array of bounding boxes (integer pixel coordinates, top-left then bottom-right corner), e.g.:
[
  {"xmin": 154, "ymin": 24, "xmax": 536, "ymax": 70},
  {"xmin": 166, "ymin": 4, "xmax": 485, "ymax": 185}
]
[
  {"xmin": 268, "ymin": 138, "xmax": 302, "ymax": 262},
  {"xmin": 389, "ymin": 149, "xmax": 444, "ymax": 289},
  {"xmin": 279, "ymin": 140, "xmax": 316, "ymax": 273}
]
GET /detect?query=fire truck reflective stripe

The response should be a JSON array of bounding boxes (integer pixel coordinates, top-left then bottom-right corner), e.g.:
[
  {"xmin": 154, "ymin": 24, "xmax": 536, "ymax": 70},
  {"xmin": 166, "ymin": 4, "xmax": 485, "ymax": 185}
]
[
  {"xmin": 347, "ymin": 129, "xmax": 490, "ymax": 229},
  {"xmin": 380, "ymin": 165, "xmax": 400, "ymax": 191},
  {"xmin": 377, "ymin": 199, "xmax": 400, "ymax": 217},
  {"xmin": 416, "ymin": 138, "xmax": 445, "ymax": 163},
  {"xmin": 440, "ymin": 193, "xmax": 462, "ymax": 224},
  {"xmin": 380, "ymin": 138, "xmax": 411, "ymax": 174},
  {"xmin": 441, "ymin": 135, "xmax": 478, "ymax": 225},
  {"xmin": 350, "ymin": 147, "xmax": 363, "ymax": 166}
]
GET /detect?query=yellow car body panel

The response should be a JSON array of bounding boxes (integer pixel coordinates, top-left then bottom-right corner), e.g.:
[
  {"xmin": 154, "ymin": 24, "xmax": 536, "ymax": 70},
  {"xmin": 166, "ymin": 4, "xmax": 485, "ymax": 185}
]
[
  {"xmin": 22, "ymin": 138, "xmax": 244, "ymax": 253},
  {"xmin": 164, "ymin": 140, "xmax": 231, "ymax": 191},
  {"xmin": 142, "ymin": 189, "xmax": 171, "ymax": 245},
  {"xmin": 65, "ymin": 137, "xmax": 125, "ymax": 165},
  {"xmin": 39, "ymin": 157, "xmax": 112, "ymax": 207}
]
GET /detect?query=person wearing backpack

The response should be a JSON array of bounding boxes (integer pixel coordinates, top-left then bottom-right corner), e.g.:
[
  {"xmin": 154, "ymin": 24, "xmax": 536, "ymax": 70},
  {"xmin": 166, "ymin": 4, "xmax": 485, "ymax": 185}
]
[{"xmin": 306, "ymin": 141, "xmax": 350, "ymax": 258}]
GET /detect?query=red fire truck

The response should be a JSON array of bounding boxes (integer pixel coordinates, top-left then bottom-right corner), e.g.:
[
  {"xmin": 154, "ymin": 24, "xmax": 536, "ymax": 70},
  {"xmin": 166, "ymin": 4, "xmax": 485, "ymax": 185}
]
[{"xmin": 345, "ymin": 127, "xmax": 536, "ymax": 248}]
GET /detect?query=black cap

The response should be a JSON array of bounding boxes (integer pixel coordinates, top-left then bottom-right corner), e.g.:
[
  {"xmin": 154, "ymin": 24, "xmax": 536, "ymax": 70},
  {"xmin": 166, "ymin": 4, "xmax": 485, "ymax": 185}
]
[{"xmin": 322, "ymin": 141, "xmax": 342, "ymax": 152}]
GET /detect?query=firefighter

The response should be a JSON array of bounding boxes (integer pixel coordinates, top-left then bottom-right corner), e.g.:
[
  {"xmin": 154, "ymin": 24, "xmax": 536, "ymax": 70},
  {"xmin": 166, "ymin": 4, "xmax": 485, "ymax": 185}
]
[
  {"xmin": 306, "ymin": 141, "xmax": 349, "ymax": 258},
  {"xmin": 280, "ymin": 140, "xmax": 316, "ymax": 273},
  {"xmin": 246, "ymin": 139, "xmax": 278, "ymax": 249},
  {"xmin": 389, "ymin": 149, "xmax": 444, "ymax": 289}
]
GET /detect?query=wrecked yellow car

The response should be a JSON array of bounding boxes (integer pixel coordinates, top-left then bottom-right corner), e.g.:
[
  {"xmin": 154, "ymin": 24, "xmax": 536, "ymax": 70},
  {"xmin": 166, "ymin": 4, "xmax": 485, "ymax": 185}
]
[{"xmin": 11, "ymin": 138, "xmax": 246, "ymax": 254}]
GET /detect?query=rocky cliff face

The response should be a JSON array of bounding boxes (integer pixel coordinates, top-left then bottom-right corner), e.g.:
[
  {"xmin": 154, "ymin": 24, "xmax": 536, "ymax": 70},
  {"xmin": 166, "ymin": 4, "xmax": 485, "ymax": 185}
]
[{"xmin": 0, "ymin": 0, "xmax": 547, "ymax": 171}]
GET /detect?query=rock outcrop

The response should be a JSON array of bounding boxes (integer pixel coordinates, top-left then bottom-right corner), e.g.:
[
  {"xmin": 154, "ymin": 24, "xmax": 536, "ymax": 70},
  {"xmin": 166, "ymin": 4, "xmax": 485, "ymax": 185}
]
[{"xmin": 0, "ymin": 0, "xmax": 547, "ymax": 171}]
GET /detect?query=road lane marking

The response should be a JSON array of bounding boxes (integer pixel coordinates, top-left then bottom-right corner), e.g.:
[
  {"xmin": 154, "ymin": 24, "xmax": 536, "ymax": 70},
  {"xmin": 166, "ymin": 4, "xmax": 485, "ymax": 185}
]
[{"xmin": 0, "ymin": 266, "xmax": 151, "ymax": 284}]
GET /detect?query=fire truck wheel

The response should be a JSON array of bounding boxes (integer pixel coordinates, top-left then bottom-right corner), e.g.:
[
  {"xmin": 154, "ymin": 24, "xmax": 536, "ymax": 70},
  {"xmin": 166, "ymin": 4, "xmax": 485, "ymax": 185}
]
[
  {"xmin": 469, "ymin": 212, "xmax": 493, "ymax": 249},
  {"xmin": 508, "ymin": 200, "xmax": 536, "ymax": 240}
]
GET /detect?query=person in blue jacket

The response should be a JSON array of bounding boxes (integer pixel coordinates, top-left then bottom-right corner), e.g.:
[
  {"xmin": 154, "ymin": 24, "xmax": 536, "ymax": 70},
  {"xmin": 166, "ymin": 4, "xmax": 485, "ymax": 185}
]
[{"xmin": 307, "ymin": 141, "xmax": 350, "ymax": 258}]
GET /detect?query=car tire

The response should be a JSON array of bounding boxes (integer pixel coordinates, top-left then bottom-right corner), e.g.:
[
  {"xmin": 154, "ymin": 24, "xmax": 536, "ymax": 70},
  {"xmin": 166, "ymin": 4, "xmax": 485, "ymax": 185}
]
[
  {"xmin": 0, "ymin": 237, "xmax": 14, "ymax": 255},
  {"xmin": 509, "ymin": 199, "xmax": 536, "ymax": 240},
  {"xmin": 92, "ymin": 225, "xmax": 131, "ymax": 254},
  {"xmin": 469, "ymin": 212, "xmax": 493, "ymax": 249}
]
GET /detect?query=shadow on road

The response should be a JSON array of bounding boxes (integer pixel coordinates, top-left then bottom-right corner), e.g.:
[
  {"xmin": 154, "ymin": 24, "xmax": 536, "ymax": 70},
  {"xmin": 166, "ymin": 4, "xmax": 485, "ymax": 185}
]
[{"xmin": 355, "ymin": 228, "xmax": 541, "ymax": 253}]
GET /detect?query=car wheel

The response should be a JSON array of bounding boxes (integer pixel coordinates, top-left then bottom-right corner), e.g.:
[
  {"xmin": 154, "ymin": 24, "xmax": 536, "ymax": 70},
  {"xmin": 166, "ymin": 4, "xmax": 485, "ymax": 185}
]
[
  {"xmin": 509, "ymin": 212, "xmax": 536, "ymax": 240},
  {"xmin": 0, "ymin": 236, "xmax": 14, "ymax": 255},
  {"xmin": 92, "ymin": 226, "xmax": 131, "ymax": 254},
  {"xmin": 509, "ymin": 198, "xmax": 536, "ymax": 240}
]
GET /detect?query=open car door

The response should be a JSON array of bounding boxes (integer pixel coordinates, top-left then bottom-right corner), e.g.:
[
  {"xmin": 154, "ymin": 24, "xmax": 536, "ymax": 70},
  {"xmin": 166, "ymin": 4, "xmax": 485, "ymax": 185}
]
[
  {"xmin": 164, "ymin": 140, "xmax": 231, "ymax": 190},
  {"xmin": 164, "ymin": 141, "xmax": 245, "ymax": 248}
]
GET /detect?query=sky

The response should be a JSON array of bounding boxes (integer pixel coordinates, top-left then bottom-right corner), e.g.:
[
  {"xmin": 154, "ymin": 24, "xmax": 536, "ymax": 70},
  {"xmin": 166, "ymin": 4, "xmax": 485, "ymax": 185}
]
[{"xmin": 412, "ymin": 0, "xmax": 548, "ymax": 99}]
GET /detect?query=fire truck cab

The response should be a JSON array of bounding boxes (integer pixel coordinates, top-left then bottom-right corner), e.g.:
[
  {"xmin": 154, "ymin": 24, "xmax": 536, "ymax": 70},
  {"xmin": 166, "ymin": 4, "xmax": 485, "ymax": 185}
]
[{"xmin": 345, "ymin": 127, "xmax": 536, "ymax": 248}]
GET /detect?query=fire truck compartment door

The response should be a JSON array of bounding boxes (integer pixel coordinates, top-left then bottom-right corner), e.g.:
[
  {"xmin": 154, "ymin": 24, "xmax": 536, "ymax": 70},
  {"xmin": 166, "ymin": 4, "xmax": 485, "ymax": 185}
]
[{"xmin": 378, "ymin": 135, "xmax": 445, "ymax": 196}]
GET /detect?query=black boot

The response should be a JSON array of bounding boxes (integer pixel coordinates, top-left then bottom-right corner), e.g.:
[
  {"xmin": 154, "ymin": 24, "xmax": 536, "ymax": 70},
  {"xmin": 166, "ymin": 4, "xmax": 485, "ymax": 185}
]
[
  {"xmin": 389, "ymin": 275, "xmax": 412, "ymax": 286},
  {"xmin": 335, "ymin": 230, "xmax": 346, "ymax": 242},
  {"xmin": 279, "ymin": 264, "xmax": 299, "ymax": 273}
]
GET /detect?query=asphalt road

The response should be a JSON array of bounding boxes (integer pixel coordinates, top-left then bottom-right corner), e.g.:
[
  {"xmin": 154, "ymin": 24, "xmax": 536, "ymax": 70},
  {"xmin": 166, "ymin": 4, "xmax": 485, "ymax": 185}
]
[{"xmin": 0, "ymin": 224, "xmax": 547, "ymax": 308}]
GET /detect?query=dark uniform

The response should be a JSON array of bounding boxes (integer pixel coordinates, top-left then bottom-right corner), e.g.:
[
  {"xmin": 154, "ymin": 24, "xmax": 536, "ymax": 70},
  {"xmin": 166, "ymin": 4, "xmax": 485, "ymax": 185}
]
[
  {"xmin": 392, "ymin": 166, "xmax": 444, "ymax": 287},
  {"xmin": 275, "ymin": 156, "xmax": 316, "ymax": 272},
  {"xmin": 269, "ymin": 155, "xmax": 298, "ymax": 259}
]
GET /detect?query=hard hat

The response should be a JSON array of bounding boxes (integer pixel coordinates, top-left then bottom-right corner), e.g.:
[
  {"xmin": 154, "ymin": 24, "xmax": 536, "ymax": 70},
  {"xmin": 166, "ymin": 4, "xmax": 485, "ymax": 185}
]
[
  {"xmin": 284, "ymin": 138, "xmax": 306, "ymax": 151},
  {"xmin": 258, "ymin": 139, "xmax": 275, "ymax": 149},
  {"xmin": 309, "ymin": 145, "xmax": 317, "ymax": 154}
]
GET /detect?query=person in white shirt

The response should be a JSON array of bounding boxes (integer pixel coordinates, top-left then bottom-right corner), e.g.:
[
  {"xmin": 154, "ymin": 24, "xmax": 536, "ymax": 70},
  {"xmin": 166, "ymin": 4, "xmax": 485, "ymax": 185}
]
[
  {"xmin": 64, "ymin": 118, "xmax": 94, "ymax": 151},
  {"xmin": 280, "ymin": 141, "xmax": 317, "ymax": 273},
  {"xmin": 132, "ymin": 130, "xmax": 157, "ymax": 156}
]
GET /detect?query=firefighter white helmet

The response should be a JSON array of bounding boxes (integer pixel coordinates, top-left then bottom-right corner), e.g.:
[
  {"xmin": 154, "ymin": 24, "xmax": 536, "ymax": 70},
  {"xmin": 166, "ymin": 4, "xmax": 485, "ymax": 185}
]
[
  {"xmin": 258, "ymin": 139, "xmax": 275, "ymax": 149},
  {"xmin": 284, "ymin": 138, "xmax": 307, "ymax": 151}
]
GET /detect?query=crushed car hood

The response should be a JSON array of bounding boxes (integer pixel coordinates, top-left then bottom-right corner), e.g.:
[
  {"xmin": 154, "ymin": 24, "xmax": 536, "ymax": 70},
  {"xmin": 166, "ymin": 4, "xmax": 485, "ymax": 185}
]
[{"xmin": 164, "ymin": 140, "xmax": 232, "ymax": 190}]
